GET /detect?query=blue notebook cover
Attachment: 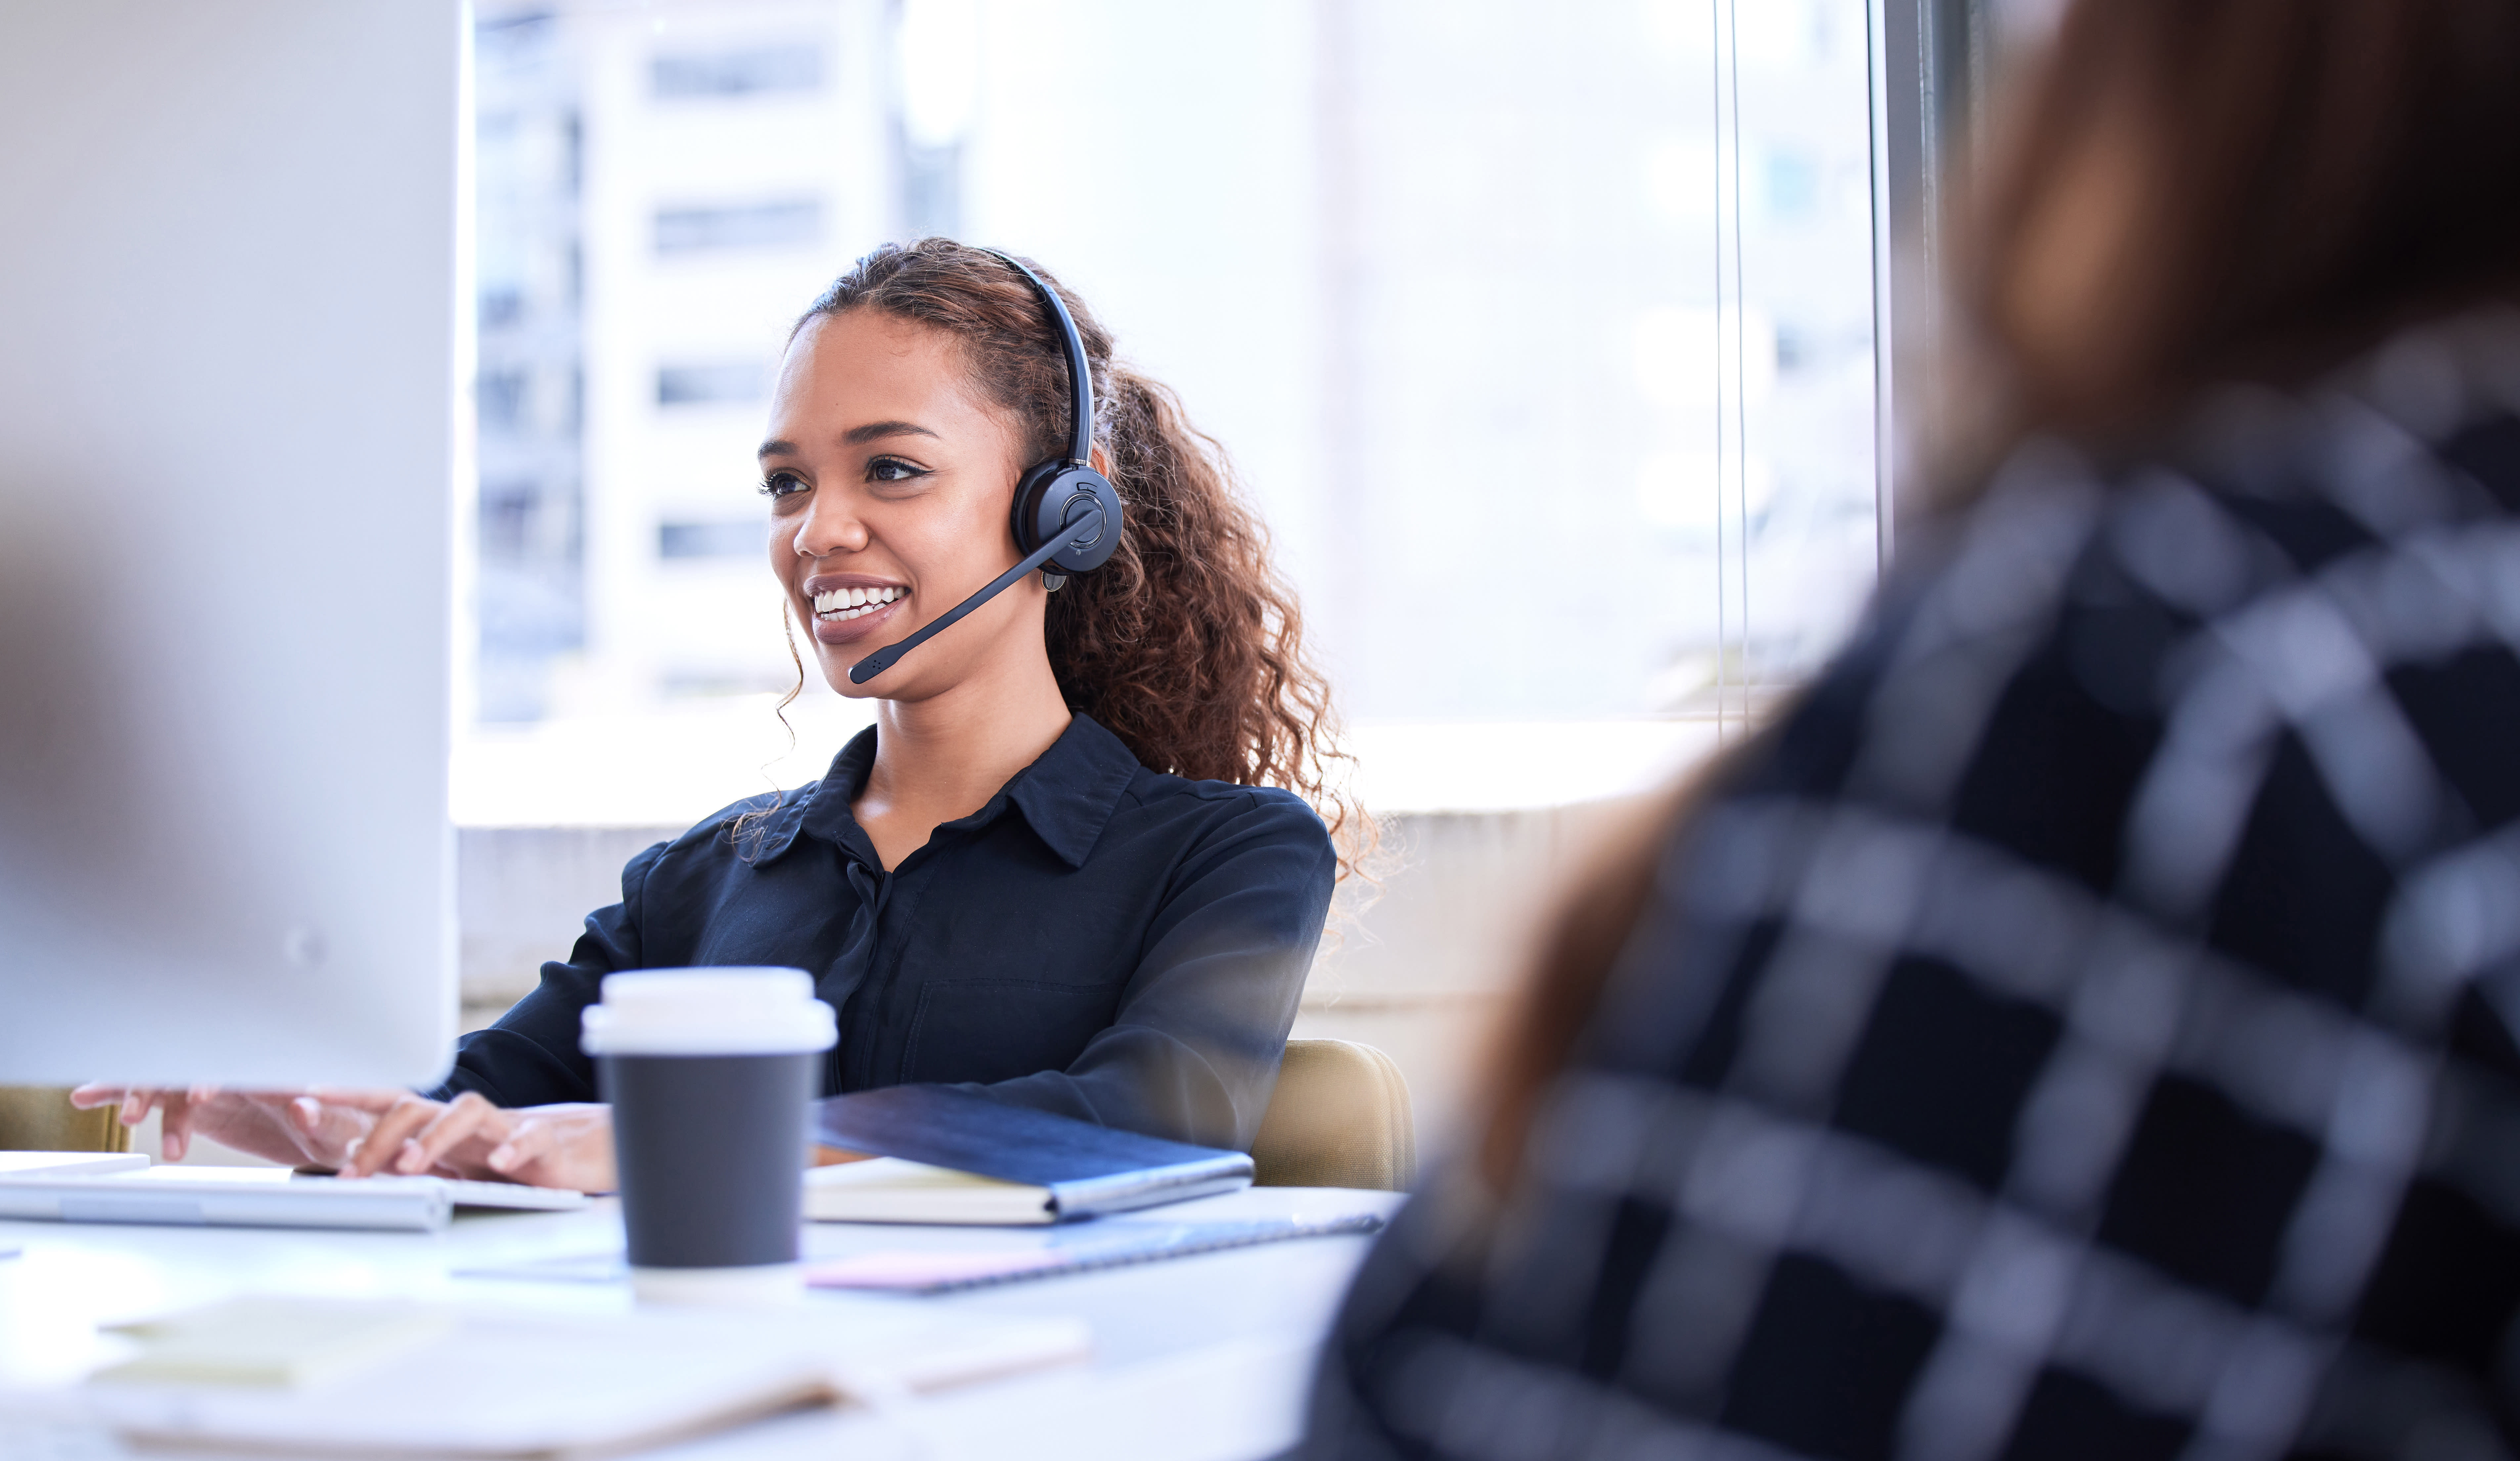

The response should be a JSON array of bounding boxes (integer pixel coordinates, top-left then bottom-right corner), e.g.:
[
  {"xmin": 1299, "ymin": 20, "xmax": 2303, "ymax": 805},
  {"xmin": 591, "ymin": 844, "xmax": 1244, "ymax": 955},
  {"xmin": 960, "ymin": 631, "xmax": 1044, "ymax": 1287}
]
[{"xmin": 811, "ymin": 1086, "xmax": 1255, "ymax": 1219}]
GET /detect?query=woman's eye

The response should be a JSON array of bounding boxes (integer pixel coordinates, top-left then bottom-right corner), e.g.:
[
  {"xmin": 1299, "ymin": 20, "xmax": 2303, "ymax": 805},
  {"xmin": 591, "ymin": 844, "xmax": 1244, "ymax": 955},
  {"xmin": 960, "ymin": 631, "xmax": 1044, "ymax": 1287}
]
[
  {"xmin": 758, "ymin": 471, "xmax": 808, "ymax": 500},
  {"xmin": 867, "ymin": 457, "xmax": 929, "ymax": 484}
]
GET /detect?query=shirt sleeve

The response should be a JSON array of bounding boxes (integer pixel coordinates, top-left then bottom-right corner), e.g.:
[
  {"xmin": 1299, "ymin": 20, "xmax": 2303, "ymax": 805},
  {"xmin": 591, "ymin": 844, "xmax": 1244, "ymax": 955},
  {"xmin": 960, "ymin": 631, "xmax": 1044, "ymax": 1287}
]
[
  {"xmin": 429, "ymin": 839, "xmax": 666, "ymax": 1108},
  {"xmin": 953, "ymin": 791, "xmax": 1337, "ymax": 1150}
]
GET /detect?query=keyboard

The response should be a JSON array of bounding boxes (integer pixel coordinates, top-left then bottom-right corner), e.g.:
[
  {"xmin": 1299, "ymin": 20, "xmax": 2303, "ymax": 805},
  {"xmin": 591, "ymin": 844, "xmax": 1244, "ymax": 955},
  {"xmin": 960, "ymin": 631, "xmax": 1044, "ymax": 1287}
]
[{"xmin": 0, "ymin": 1166, "xmax": 591, "ymax": 1231}]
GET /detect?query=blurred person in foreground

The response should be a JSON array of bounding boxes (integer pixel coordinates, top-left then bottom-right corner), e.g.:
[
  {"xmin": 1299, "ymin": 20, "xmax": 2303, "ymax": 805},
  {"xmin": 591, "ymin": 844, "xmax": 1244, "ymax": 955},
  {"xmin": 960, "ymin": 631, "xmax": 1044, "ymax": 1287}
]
[{"xmin": 1305, "ymin": 1, "xmax": 2520, "ymax": 1457}]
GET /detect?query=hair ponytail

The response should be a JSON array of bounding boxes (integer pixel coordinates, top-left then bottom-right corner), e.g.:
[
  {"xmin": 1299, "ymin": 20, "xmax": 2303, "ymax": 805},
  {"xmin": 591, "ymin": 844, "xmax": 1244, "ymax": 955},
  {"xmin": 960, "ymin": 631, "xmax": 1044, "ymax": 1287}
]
[{"xmin": 791, "ymin": 239, "xmax": 1371, "ymax": 880}]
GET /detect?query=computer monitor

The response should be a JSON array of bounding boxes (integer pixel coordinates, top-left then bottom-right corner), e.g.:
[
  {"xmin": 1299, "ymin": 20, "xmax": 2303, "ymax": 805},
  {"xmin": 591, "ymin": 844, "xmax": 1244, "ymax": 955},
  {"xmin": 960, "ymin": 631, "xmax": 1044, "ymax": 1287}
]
[{"xmin": 0, "ymin": 1, "xmax": 464, "ymax": 1087}]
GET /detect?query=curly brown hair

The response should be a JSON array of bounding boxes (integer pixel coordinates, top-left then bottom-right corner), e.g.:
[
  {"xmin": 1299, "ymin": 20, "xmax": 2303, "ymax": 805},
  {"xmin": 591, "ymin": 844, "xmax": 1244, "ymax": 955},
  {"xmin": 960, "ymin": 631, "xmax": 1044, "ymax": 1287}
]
[{"xmin": 776, "ymin": 238, "xmax": 1369, "ymax": 879}]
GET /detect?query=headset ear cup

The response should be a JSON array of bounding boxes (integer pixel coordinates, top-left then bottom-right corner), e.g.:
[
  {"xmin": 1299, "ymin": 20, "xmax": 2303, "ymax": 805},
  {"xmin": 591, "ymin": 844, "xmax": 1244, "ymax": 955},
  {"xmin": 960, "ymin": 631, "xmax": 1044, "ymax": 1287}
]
[
  {"xmin": 1008, "ymin": 460, "xmax": 1068, "ymax": 556},
  {"xmin": 1012, "ymin": 463, "xmax": 1124, "ymax": 575},
  {"xmin": 1048, "ymin": 468, "xmax": 1123, "ymax": 575}
]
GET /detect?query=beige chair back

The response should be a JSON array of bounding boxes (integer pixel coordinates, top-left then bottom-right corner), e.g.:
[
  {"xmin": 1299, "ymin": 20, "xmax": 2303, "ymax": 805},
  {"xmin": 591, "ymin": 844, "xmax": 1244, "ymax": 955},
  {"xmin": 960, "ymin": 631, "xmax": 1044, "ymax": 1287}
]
[
  {"xmin": 0, "ymin": 1086, "xmax": 132, "ymax": 1154},
  {"xmin": 1251, "ymin": 1039, "xmax": 1414, "ymax": 1191}
]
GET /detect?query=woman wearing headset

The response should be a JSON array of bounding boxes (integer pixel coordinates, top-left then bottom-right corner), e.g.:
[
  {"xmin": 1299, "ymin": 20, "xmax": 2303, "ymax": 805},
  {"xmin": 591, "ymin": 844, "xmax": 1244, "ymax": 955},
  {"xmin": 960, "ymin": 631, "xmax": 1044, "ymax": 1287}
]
[{"xmin": 78, "ymin": 241, "xmax": 1359, "ymax": 1189}]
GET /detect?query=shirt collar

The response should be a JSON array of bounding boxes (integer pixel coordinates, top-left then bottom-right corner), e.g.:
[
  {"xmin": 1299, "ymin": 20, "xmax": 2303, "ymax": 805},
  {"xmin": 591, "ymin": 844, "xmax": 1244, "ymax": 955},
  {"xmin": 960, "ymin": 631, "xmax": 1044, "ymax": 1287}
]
[
  {"xmin": 759, "ymin": 714, "xmax": 1140, "ymax": 870},
  {"xmin": 1000, "ymin": 714, "xmax": 1143, "ymax": 867}
]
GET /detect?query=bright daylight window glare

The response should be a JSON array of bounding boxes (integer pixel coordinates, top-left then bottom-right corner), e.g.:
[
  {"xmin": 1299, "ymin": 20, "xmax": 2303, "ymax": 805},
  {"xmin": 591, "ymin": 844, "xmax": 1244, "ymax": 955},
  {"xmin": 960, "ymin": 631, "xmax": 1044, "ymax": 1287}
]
[{"xmin": 457, "ymin": 0, "xmax": 1881, "ymax": 828}]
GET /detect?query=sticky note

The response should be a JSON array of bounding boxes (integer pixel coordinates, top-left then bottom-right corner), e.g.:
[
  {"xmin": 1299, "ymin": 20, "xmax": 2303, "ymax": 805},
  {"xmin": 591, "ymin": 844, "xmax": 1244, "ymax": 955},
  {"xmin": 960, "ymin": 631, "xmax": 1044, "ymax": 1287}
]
[{"xmin": 96, "ymin": 1297, "xmax": 457, "ymax": 1388}]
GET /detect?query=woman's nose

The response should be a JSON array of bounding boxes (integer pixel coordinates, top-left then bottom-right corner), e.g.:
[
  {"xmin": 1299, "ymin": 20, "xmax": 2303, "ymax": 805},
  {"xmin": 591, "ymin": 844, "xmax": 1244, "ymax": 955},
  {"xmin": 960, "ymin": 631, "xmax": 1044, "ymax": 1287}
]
[{"xmin": 793, "ymin": 489, "xmax": 868, "ymax": 558}]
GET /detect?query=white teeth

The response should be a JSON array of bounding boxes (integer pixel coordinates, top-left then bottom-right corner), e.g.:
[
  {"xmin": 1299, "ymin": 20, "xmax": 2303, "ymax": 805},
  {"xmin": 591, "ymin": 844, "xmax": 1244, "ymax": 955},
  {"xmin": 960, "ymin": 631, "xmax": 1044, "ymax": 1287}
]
[{"xmin": 812, "ymin": 586, "xmax": 901, "ymax": 619}]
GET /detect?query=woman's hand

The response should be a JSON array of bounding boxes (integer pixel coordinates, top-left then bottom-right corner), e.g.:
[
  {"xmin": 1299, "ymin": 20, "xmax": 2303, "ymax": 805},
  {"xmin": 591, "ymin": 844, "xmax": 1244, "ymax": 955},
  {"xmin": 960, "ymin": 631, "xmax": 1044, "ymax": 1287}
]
[
  {"xmin": 326, "ymin": 1091, "xmax": 616, "ymax": 1192},
  {"xmin": 68, "ymin": 1085, "xmax": 615, "ymax": 1192},
  {"xmin": 68, "ymin": 1084, "xmax": 380, "ymax": 1168}
]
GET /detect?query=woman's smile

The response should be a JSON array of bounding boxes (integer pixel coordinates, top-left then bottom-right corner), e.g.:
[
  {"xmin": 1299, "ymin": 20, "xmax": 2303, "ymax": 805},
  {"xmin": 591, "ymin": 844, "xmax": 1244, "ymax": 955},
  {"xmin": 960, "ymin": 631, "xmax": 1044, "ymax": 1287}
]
[{"xmin": 803, "ymin": 576, "xmax": 908, "ymax": 644}]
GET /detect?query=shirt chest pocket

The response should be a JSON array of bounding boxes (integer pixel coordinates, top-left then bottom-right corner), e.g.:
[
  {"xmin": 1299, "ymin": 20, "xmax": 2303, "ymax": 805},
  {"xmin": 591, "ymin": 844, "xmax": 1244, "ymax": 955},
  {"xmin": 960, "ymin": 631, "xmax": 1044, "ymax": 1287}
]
[{"xmin": 899, "ymin": 978, "xmax": 1122, "ymax": 1086}]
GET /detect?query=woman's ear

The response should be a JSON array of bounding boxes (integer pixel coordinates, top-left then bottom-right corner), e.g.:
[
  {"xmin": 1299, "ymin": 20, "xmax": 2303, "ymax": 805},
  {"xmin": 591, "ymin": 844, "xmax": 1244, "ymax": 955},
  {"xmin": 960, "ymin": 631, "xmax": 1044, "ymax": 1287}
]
[{"xmin": 1089, "ymin": 445, "xmax": 1113, "ymax": 477}]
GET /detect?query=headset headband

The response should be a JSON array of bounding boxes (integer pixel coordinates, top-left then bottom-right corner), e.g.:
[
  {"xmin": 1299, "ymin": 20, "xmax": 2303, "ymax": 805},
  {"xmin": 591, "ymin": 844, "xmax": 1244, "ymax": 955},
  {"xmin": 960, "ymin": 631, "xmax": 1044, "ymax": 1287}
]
[
  {"xmin": 844, "ymin": 245, "xmax": 1122, "ymax": 686},
  {"xmin": 982, "ymin": 248, "xmax": 1093, "ymax": 469}
]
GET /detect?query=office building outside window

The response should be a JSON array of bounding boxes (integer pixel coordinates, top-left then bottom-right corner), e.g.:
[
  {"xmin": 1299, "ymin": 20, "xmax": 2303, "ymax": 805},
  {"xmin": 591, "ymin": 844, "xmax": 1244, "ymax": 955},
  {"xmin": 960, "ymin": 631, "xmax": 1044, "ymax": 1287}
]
[{"xmin": 461, "ymin": 0, "xmax": 1881, "ymax": 821}]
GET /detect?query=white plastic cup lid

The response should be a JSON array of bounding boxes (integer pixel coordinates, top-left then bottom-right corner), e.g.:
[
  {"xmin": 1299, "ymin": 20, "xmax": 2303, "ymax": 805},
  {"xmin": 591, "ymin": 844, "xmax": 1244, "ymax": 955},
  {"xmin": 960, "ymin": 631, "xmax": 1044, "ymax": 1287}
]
[{"xmin": 581, "ymin": 968, "xmax": 837, "ymax": 1057}]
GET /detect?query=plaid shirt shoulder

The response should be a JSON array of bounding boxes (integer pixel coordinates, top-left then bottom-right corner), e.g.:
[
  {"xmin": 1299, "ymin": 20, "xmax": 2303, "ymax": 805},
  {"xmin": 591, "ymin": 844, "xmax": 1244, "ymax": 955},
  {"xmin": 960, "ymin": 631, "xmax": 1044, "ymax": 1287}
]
[{"xmin": 1307, "ymin": 310, "xmax": 2520, "ymax": 1461}]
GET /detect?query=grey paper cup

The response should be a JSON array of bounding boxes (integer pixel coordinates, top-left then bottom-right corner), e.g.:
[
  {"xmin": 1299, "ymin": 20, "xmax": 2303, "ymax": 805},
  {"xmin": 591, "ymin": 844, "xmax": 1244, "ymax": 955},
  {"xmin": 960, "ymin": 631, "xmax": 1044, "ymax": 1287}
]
[{"xmin": 581, "ymin": 968, "xmax": 836, "ymax": 1305}]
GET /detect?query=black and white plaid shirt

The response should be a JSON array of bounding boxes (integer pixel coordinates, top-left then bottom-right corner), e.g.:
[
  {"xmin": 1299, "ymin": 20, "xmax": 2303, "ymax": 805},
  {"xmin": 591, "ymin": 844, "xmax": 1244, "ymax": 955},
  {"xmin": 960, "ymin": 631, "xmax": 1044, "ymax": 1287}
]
[{"xmin": 1305, "ymin": 309, "xmax": 2520, "ymax": 1461}]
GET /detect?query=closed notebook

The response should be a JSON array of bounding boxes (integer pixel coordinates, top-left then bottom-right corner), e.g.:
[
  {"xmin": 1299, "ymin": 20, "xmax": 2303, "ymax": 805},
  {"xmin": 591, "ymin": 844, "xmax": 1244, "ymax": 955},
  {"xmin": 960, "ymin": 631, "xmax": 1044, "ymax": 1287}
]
[{"xmin": 809, "ymin": 1086, "xmax": 1252, "ymax": 1224}]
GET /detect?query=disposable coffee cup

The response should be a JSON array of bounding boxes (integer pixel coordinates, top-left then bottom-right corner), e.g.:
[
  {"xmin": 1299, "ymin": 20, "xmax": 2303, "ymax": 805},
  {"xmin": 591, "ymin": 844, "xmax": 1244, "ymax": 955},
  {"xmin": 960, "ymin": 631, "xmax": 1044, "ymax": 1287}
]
[{"xmin": 581, "ymin": 968, "xmax": 836, "ymax": 1305}]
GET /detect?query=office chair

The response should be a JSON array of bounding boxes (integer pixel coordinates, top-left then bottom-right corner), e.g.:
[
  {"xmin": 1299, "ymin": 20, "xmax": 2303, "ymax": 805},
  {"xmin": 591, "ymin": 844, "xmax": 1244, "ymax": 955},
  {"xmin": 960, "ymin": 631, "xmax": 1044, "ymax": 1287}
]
[
  {"xmin": 1250, "ymin": 1039, "xmax": 1415, "ymax": 1191},
  {"xmin": 0, "ymin": 1086, "xmax": 133, "ymax": 1154}
]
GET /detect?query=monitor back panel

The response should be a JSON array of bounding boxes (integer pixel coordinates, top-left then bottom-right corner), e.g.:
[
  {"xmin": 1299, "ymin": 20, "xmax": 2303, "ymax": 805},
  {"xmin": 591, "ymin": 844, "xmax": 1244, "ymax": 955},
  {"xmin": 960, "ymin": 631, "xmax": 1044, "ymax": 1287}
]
[{"xmin": 0, "ymin": 1, "xmax": 463, "ymax": 1087}]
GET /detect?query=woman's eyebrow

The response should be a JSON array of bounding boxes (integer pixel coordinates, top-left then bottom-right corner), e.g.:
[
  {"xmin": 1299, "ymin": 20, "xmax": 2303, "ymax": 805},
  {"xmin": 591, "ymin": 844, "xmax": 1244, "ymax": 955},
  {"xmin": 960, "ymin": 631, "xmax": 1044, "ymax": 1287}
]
[
  {"xmin": 841, "ymin": 420, "xmax": 941, "ymax": 446},
  {"xmin": 756, "ymin": 421, "xmax": 940, "ymax": 460}
]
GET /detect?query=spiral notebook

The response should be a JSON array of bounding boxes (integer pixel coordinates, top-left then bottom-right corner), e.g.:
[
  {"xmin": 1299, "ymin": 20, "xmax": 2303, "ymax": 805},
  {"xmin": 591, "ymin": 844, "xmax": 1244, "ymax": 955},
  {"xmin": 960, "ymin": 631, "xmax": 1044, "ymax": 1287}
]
[{"xmin": 802, "ymin": 1213, "xmax": 1388, "ymax": 1292}]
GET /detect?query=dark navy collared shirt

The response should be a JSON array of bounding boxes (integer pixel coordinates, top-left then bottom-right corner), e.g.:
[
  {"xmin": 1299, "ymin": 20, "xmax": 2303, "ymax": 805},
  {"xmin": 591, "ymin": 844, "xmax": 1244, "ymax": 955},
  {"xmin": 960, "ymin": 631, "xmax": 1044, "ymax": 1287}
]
[{"xmin": 438, "ymin": 714, "xmax": 1336, "ymax": 1150}]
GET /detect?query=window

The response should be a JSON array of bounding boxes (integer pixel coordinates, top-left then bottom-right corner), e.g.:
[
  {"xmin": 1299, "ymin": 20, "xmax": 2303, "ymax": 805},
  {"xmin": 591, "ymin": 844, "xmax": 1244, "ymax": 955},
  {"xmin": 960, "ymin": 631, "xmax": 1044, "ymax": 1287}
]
[
  {"xmin": 656, "ymin": 362, "xmax": 769, "ymax": 407},
  {"xmin": 475, "ymin": 9, "xmax": 586, "ymax": 726},
  {"xmin": 653, "ymin": 199, "xmax": 822, "ymax": 255},
  {"xmin": 658, "ymin": 520, "xmax": 766, "ymax": 560},
  {"xmin": 462, "ymin": 0, "xmax": 1886, "ymax": 820},
  {"xmin": 478, "ymin": 481, "xmax": 541, "ymax": 561},
  {"xmin": 478, "ymin": 288, "xmax": 525, "ymax": 330},
  {"xmin": 651, "ymin": 43, "xmax": 822, "ymax": 100},
  {"xmin": 477, "ymin": 368, "xmax": 530, "ymax": 432}
]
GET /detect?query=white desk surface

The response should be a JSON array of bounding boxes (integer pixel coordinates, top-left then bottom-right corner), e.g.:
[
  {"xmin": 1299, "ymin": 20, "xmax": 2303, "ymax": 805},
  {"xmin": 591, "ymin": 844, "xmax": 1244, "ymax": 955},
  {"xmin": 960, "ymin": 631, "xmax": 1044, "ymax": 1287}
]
[{"xmin": 0, "ymin": 1185, "xmax": 1405, "ymax": 1461}]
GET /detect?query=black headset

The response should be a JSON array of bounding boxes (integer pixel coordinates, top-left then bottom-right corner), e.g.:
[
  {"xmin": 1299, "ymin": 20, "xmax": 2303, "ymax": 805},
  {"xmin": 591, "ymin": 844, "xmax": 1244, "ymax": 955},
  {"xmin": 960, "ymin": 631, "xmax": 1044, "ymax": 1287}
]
[
  {"xmin": 848, "ymin": 249, "xmax": 1126, "ymax": 685},
  {"xmin": 995, "ymin": 249, "xmax": 1126, "ymax": 590}
]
